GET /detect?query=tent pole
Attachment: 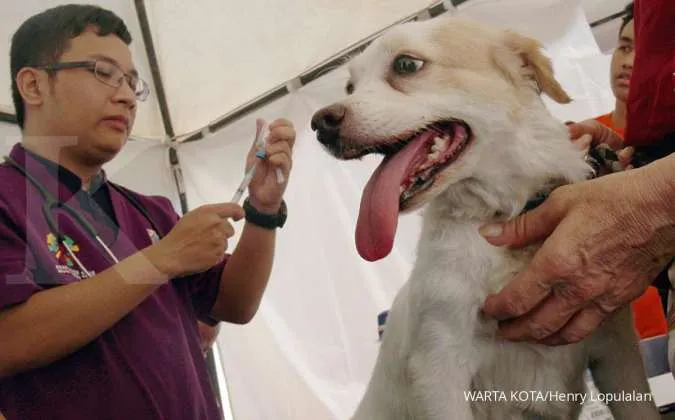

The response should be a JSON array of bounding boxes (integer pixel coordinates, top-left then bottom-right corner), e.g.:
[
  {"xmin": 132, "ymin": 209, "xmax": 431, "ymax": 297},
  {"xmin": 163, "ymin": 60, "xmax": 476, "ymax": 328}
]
[
  {"xmin": 0, "ymin": 111, "xmax": 17, "ymax": 125},
  {"xmin": 134, "ymin": 0, "xmax": 175, "ymax": 138},
  {"xmin": 168, "ymin": 146, "xmax": 189, "ymax": 214}
]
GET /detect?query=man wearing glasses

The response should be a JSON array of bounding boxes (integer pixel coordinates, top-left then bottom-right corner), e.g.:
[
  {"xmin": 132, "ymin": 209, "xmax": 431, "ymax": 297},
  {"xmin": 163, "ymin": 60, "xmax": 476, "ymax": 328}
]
[{"xmin": 0, "ymin": 4, "xmax": 295, "ymax": 419}]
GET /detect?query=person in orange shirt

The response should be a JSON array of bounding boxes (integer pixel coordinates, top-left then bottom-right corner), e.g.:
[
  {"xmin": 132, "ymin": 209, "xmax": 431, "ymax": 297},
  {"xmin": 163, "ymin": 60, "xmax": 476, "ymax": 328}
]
[
  {"xmin": 594, "ymin": 3, "xmax": 634, "ymax": 138},
  {"xmin": 592, "ymin": 2, "xmax": 668, "ymax": 340}
]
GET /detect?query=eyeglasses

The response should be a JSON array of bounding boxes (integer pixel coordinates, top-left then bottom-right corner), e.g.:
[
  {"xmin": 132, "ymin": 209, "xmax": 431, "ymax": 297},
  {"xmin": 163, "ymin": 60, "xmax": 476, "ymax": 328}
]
[{"xmin": 33, "ymin": 59, "xmax": 150, "ymax": 102}]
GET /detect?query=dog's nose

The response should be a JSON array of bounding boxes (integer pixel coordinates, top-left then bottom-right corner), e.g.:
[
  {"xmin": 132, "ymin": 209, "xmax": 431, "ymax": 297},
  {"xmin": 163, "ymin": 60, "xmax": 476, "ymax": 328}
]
[{"xmin": 311, "ymin": 104, "xmax": 346, "ymax": 147}]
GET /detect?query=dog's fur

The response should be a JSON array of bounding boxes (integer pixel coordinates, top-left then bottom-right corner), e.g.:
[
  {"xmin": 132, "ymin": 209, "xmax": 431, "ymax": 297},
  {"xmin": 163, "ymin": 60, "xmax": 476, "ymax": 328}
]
[{"xmin": 312, "ymin": 16, "xmax": 660, "ymax": 420}]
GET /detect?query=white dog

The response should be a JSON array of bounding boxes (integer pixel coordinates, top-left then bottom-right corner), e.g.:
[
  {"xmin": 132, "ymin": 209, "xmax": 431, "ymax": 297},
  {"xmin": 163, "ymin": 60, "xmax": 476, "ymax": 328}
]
[{"xmin": 311, "ymin": 16, "xmax": 659, "ymax": 420}]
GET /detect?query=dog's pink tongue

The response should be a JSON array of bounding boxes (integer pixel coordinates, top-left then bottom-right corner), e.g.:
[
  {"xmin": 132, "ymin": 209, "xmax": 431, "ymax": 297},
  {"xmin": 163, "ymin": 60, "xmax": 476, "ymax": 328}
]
[{"xmin": 356, "ymin": 132, "xmax": 434, "ymax": 261}]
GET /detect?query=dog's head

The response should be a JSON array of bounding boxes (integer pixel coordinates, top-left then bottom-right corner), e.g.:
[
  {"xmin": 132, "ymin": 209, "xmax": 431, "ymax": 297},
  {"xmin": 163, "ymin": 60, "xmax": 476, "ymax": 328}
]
[{"xmin": 311, "ymin": 17, "xmax": 589, "ymax": 261}]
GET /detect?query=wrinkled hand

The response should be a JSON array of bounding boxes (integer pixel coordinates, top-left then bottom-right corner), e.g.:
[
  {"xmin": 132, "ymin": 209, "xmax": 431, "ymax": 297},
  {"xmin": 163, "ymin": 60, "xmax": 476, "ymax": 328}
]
[
  {"xmin": 479, "ymin": 165, "xmax": 674, "ymax": 345},
  {"xmin": 247, "ymin": 118, "xmax": 295, "ymax": 213},
  {"xmin": 147, "ymin": 203, "xmax": 244, "ymax": 278}
]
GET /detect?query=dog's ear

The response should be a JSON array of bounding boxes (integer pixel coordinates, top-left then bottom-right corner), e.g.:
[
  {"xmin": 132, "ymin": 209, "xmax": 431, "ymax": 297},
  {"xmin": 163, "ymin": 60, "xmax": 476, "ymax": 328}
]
[{"xmin": 493, "ymin": 30, "xmax": 571, "ymax": 104}]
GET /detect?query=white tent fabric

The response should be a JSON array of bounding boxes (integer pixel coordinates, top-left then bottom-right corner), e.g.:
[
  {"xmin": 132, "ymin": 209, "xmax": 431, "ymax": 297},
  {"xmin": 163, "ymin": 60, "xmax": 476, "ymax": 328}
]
[
  {"xmin": 1, "ymin": 0, "xmax": 627, "ymax": 139},
  {"xmin": 146, "ymin": 0, "xmax": 438, "ymax": 136},
  {"xmin": 6, "ymin": 0, "xmax": 674, "ymax": 419}
]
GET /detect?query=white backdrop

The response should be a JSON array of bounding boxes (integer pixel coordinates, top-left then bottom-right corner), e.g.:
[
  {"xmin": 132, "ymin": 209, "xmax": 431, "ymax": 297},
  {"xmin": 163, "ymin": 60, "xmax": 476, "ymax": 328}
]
[
  {"xmin": 0, "ymin": 0, "xmax": 626, "ymax": 139},
  {"xmin": 1, "ymin": 0, "xmax": 645, "ymax": 419}
]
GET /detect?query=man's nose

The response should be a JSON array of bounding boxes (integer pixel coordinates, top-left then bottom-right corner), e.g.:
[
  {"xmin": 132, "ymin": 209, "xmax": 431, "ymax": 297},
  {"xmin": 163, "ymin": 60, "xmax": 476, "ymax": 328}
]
[
  {"xmin": 113, "ymin": 79, "xmax": 137, "ymax": 108},
  {"xmin": 311, "ymin": 104, "xmax": 346, "ymax": 148}
]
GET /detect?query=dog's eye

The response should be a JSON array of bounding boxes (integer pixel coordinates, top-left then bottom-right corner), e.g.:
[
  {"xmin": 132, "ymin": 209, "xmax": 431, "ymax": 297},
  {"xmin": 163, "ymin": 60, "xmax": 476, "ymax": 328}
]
[
  {"xmin": 345, "ymin": 82, "xmax": 354, "ymax": 95},
  {"xmin": 392, "ymin": 55, "xmax": 424, "ymax": 75}
]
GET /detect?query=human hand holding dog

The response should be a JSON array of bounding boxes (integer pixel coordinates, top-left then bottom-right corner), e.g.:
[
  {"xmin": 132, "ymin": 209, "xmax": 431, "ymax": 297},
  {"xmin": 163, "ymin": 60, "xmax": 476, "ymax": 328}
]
[
  {"xmin": 567, "ymin": 119, "xmax": 635, "ymax": 169},
  {"xmin": 479, "ymin": 155, "xmax": 675, "ymax": 345}
]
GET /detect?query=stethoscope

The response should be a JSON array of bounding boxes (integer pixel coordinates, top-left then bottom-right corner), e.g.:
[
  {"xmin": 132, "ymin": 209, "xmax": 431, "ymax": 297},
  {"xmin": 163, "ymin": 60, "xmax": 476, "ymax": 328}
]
[{"xmin": 3, "ymin": 155, "xmax": 163, "ymax": 278}]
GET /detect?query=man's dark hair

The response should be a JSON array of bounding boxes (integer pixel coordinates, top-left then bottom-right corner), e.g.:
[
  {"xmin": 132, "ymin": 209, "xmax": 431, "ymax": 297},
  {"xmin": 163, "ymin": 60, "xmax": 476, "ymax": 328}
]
[
  {"xmin": 10, "ymin": 4, "xmax": 132, "ymax": 129},
  {"xmin": 619, "ymin": 2, "xmax": 634, "ymax": 35}
]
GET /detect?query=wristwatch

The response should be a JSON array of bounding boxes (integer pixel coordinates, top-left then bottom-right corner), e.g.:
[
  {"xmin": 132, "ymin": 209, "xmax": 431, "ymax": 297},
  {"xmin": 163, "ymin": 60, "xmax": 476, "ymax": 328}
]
[{"xmin": 243, "ymin": 197, "xmax": 287, "ymax": 229}]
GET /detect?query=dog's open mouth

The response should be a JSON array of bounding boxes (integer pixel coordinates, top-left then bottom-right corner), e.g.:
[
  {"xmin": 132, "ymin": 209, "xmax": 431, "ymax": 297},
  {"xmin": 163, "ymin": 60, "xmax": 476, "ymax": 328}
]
[
  {"xmin": 395, "ymin": 121, "xmax": 471, "ymax": 205},
  {"xmin": 356, "ymin": 120, "xmax": 472, "ymax": 262}
]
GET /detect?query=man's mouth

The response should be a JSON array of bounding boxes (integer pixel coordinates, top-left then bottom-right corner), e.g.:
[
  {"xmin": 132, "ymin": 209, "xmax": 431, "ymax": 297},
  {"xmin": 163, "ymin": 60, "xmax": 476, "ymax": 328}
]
[
  {"xmin": 354, "ymin": 120, "xmax": 472, "ymax": 261},
  {"xmin": 101, "ymin": 116, "xmax": 130, "ymax": 132}
]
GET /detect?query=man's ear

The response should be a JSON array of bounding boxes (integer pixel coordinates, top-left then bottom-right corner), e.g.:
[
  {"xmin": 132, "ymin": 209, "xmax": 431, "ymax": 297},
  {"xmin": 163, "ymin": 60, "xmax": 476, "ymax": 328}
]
[
  {"xmin": 15, "ymin": 67, "xmax": 47, "ymax": 106},
  {"xmin": 492, "ymin": 30, "xmax": 571, "ymax": 104}
]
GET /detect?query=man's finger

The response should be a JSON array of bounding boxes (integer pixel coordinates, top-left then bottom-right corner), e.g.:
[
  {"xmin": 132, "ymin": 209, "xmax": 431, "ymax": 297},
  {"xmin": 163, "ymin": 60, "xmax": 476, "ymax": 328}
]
[
  {"xmin": 267, "ymin": 126, "xmax": 296, "ymax": 148},
  {"xmin": 571, "ymin": 134, "xmax": 592, "ymax": 152},
  {"xmin": 538, "ymin": 304, "xmax": 609, "ymax": 346},
  {"xmin": 482, "ymin": 255, "xmax": 554, "ymax": 321},
  {"xmin": 266, "ymin": 141, "xmax": 292, "ymax": 158},
  {"xmin": 567, "ymin": 120, "xmax": 622, "ymax": 149},
  {"xmin": 567, "ymin": 120, "xmax": 599, "ymax": 141},
  {"xmin": 479, "ymin": 195, "xmax": 565, "ymax": 248},
  {"xmin": 269, "ymin": 118, "xmax": 293, "ymax": 130},
  {"xmin": 494, "ymin": 292, "xmax": 582, "ymax": 341},
  {"xmin": 211, "ymin": 203, "xmax": 245, "ymax": 220},
  {"xmin": 268, "ymin": 154, "xmax": 291, "ymax": 175},
  {"xmin": 224, "ymin": 223, "xmax": 235, "ymax": 238},
  {"xmin": 618, "ymin": 147, "xmax": 634, "ymax": 168}
]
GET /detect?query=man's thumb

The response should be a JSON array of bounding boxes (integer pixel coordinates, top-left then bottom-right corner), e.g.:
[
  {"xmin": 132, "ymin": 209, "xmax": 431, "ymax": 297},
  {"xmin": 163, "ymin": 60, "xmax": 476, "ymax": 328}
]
[{"xmin": 479, "ymin": 203, "xmax": 560, "ymax": 248}]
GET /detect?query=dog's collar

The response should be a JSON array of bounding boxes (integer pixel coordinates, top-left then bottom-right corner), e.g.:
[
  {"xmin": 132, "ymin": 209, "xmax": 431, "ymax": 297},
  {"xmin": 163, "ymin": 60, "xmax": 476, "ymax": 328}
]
[
  {"xmin": 522, "ymin": 190, "xmax": 550, "ymax": 214},
  {"xmin": 522, "ymin": 135, "xmax": 674, "ymax": 214}
]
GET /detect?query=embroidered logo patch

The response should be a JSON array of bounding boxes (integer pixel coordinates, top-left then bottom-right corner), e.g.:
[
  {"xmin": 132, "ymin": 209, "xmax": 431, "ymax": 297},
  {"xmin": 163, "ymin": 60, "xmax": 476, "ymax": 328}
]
[
  {"xmin": 47, "ymin": 233, "xmax": 86, "ymax": 279},
  {"xmin": 47, "ymin": 232, "xmax": 80, "ymax": 267}
]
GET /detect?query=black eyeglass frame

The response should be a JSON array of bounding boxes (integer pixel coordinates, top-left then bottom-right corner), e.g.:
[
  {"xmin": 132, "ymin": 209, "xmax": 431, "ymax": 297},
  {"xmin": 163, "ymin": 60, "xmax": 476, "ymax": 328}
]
[{"xmin": 30, "ymin": 59, "xmax": 150, "ymax": 101}]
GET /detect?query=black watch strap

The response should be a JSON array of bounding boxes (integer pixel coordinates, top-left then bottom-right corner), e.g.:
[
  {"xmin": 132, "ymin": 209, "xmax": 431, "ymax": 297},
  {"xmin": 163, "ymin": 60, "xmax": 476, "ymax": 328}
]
[{"xmin": 243, "ymin": 198, "xmax": 287, "ymax": 229}]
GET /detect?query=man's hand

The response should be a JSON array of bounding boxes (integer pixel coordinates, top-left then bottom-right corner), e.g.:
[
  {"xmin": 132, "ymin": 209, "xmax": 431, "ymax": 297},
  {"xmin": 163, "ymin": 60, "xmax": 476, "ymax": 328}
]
[
  {"xmin": 146, "ymin": 203, "xmax": 245, "ymax": 278},
  {"xmin": 247, "ymin": 118, "xmax": 295, "ymax": 213},
  {"xmin": 479, "ymin": 161, "xmax": 675, "ymax": 345}
]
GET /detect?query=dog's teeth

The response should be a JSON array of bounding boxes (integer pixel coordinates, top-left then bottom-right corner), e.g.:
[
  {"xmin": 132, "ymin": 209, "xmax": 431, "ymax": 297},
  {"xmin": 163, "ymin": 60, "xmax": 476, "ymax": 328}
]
[
  {"xmin": 428, "ymin": 151, "xmax": 440, "ymax": 161},
  {"xmin": 420, "ymin": 178, "xmax": 433, "ymax": 189},
  {"xmin": 431, "ymin": 137, "xmax": 449, "ymax": 154}
]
